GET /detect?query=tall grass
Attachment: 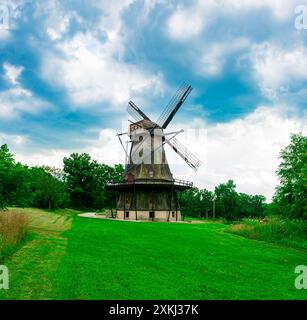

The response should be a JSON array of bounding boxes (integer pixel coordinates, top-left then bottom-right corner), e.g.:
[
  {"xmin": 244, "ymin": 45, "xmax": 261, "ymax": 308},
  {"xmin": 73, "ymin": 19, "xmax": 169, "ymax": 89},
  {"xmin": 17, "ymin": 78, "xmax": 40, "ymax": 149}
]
[
  {"xmin": 0, "ymin": 210, "xmax": 29, "ymax": 260},
  {"xmin": 226, "ymin": 216, "xmax": 307, "ymax": 249}
]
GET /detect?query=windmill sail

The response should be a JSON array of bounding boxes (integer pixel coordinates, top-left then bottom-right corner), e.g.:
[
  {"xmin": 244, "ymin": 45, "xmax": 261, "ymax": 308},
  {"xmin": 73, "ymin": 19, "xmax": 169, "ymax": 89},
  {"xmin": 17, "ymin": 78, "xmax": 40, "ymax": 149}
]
[
  {"xmin": 127, "ymin": 101, "xmax": 150, "ymax": 122},
  {"xmin": 166, "ymin": 137, "xmax": 202, "ymax": 171},
  {"xmin": 126, "ymin": 82, "xmax": 201, "ymax": 174},
  {"xmin": 156, "ymin": 83, "xmax": 192, "ymax": 129}
]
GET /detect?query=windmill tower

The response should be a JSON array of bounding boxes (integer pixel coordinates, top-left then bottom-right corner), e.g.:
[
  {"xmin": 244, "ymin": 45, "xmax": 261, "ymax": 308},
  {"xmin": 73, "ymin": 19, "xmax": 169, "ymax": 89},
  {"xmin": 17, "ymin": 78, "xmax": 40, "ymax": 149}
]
[{"xmin": 108, "ymin": 83, "xmax": 202, "ymax": 221}]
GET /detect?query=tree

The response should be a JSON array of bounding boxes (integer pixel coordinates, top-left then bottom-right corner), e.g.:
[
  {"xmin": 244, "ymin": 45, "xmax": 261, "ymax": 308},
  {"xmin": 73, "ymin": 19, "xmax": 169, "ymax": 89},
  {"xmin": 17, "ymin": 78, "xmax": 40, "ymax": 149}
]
[
  {"xmin": 199, "ymin": 189, "xmax": 214, "ymax": 218},
  {"xmin": 0, "ymin": 145, "xmax": 33, "ymax": 208},
  {"xmin": 215, "ymin": 180, "xmax": 238, "ymax": 221},
  {"xmin": 179, "ymin": 183, "xmax": 266, "ymax": 220},
  {"xmin": 273, "ymin": 133, "xmax": 307, "ymax": 219},
  {"xmin": 91, "ymin": 163, "xmax": 124, "ymax": 209},
  {"xmin": 8, "ymin": 163, "xmax": 32, "ymax": 207},
  {"xmin": 237, "ymin": 193, "xmax": 266, "ymax": 219},
  {"xmin": 31, "ymin": 167, "xmax": 69, "ymax": 209},
  {"xmin": 180, "ymin": 188, "xmax": 213, "ymax": 218},
  {"xmin": 180, "ymin": 187, "xmax": 200, "ymax": 218},
  {"xmin": 0, "ymin": 144, "xmax": 15, "ymax": 209},
  {"xmin": 63, "ymin": 153, "xmax": 97, "ymax": 208},
  {"xmin": 63, "ymin": 153, "xmax": 124, "ymax": 209}
]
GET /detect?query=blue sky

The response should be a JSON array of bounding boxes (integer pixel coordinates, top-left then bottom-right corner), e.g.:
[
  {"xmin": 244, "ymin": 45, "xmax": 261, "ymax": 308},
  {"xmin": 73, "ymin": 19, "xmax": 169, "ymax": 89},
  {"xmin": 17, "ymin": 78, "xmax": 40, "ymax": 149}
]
[{"xmin": 0, "ymin": 0, "xmax": 306, "ymax": 199}]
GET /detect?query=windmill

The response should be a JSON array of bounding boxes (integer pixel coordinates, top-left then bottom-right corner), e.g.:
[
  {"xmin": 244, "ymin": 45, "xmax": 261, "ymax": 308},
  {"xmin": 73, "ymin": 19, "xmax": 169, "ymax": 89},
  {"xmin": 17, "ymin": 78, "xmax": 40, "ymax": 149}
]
[{"xmin": 107, "ymin": 83, "xmax": 202, "ymax": 221}]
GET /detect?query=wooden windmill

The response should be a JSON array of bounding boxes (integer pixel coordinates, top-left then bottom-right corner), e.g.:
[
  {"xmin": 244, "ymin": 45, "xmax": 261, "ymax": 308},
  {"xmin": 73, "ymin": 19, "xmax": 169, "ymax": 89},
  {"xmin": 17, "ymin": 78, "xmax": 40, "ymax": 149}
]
[{"xmin": 108, "ymin": 83, "xmax": 202, "ymax": 221}]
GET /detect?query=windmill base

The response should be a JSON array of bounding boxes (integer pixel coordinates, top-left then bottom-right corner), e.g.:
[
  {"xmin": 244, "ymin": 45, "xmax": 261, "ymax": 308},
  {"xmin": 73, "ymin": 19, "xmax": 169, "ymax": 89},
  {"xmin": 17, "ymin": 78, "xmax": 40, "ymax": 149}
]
[
  {"xmin": 116, "ymin": 210, "xmax": 181, "ymax": 222},
  {"xmin": 107, "ymin": 180, "xmax": 191, "ymax": 223}
]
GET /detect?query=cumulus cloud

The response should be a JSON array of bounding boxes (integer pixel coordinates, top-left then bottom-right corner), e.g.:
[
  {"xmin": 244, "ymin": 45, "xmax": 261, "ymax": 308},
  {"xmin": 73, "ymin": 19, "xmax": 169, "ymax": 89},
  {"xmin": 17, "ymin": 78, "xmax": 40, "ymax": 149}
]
[
  {"xmin": 251, "ymin": 43, "xmax": 307, "ymax": 100},
  {"xmin": 165, "ymin": 105, "xmax": 306, "ymax": 200},
  {"xmin": 0, "ymin": 62, "xmax": 52, "ymax": 119},
  {"xmin": 14, "ymin": 149, "xmax": 70, "ymax": 168},
  {"xmin": 87, "ymin": 128, "xmax": 124, "ymax": 165},
  {"xmin": 93, "ymin": 0, "xmax": 135, "ymax": 39},
  {"xmin": 13, "ymin": 128, "xmax": 123, "ymax": 168},
  {"xmin": 167, "ymin": 7, "xmax": 204, "ymax": 40},
  {"xmin": 41, "ymin": 31, "xmax": 164, "ymax": 107},
  {"xmin": 30, "ymin": 0, "xmax": 83, "ymax": 41},
  {"xmin": 45, "ymin": 13, "xmax": 72, "ymax": 41},
  {"xmin": 198, "ymin": 38, "xmax": 250, "ymax": 76},
  {"xmin": 0, "ymin": 88, "xmax": 52, "ymax": 119},
  {"xmin": 165, "ymin": 1, "xmax": 302, "ymax": 80},
  {"xmin": 0, "ymin": 132, "xmax": 27, "ymax": 147},
  {"xmin": 3, "ymin": 62, "xmax": 24, "ymax": 85},
  {"xmin": 31, "ymin": 0, "xmax": 164, "ymax": 109},
  {"xmin": 166, "ymin": 0, "xmax": 298, "ymax": 41}
]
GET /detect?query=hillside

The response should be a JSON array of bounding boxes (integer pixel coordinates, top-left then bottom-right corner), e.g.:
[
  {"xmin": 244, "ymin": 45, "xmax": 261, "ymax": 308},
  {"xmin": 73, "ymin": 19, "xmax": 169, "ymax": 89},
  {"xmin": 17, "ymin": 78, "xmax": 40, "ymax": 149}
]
[{"xmin": 0, "ymin": 208, "xmax": 306, "ymax": 300}]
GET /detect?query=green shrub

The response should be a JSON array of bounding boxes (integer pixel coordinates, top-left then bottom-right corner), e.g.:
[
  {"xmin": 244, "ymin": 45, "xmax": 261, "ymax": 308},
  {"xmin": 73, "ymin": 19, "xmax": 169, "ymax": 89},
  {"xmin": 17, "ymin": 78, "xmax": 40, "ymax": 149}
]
[{"xmin": 226, "ymin": 216, "xmax": 307, "ymax": 249}]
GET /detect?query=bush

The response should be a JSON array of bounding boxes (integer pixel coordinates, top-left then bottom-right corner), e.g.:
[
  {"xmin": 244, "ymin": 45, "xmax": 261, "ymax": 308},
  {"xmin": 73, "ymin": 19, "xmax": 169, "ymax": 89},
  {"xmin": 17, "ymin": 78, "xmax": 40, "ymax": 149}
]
[
  {"xmin": 0, "ymin": 210, "xmax": 29, "ymax": 260},
  {"xmin": 226, "ymin": 216, "xmax": 307, "ymax": 249}
]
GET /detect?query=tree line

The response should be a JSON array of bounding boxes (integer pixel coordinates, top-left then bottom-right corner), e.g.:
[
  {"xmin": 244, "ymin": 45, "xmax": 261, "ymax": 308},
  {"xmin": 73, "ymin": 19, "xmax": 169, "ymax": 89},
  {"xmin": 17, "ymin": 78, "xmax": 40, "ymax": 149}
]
[
  {"xmin": 0, "ymin": 133, "xmax": 305, "ymax": 221},
  {"xmin": 180, "ymin": 180, "xmax": 266, "ymax": 220},
  {"xmin": 180, "ymin": 133, "xmax": 306, "ymax": 221},
  {"xmin": 269, "ymin": 133, "xmax": 306, "ymax": 220},
  {"xmin": 0, "ymin": 145, "xmax": 123, "ymax": 210}
]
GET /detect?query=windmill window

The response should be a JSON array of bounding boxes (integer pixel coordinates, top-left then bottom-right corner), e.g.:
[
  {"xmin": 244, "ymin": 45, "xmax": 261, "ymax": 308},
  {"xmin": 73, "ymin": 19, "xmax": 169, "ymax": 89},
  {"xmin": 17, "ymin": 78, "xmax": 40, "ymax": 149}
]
[
  {"xmin": 125, "ymin": 211, "xmax": 129, "ymax": 218},
  {"xmin": 149, "ymin": 211, "xmax": 155, "ymax": 219}
]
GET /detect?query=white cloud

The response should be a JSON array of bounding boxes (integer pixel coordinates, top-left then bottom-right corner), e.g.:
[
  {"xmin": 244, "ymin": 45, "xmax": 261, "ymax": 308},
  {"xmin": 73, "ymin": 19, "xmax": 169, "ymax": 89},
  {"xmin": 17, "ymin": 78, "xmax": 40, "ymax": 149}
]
[
  {"xmin": 41, "ymin": 31, "xmax": 164, "ymax": 107},
  {"xmin": 3, "ymin": 62, "xmax": 24, "ymax": 85},
  {"xmin": 0, "ymin": 87, "xmax": 52, "ymax": 119},
  {"xmin": 93, "ymin": 0, "xmax": 134, "ymax": 40},
  {"xmin": 37, "ymin": 0, "xmax": 165, "ymax": 108},
  {"xmin": 226, "ymin": 0, "xmax": 297, "ymax": 21},
  {"xmin": 87, "ymin": 128, "xmax": 124, "ymax": 165},
  {"xmin": 0, "ymin": 132, "xmax": 27, "ymax": 147},
  {"xmin": 32, "ymin": 1, "xmax": 82, "ymax": 41},
  {"xmin": 0, "ymin": 29, "xmax": 10, "ymax": 41},
  {"xmin": 13, "ymin": 128, "xmax": 123, "ymax": 168},
  {"xmin": 252, "ymin": 43, "xmax": 307, "ymax": 100},
  {"xmin": 166, "ymin": 0, "xmax": 298, "ymax": 41},
  {"xmin": 198, "ymin": 38, "xmax": 250, "ymax": 76},
  {"xmin": 46, "ymin": 15, "xmax": 71, "ymax": 41},
  {"xmin": 0, "ymin": 62, "xmax": 52, "ymax": 119},
  {"xmin": 165, "ymin": 105, "xmax": 306, "ymax": 201},
  {"xmin": 167, "ymin": 7, "xmax": 204, "ymax": 40},
  {"xmin": 14, "ymin": 149, "xmax": 70, "ymax": 168}
]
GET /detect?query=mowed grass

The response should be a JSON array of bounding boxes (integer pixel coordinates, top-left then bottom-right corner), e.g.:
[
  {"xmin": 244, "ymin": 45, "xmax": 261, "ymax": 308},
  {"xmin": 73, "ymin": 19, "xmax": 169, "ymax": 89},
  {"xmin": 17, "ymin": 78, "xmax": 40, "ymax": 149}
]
[
  {"xmin": 0, "ymin": 208, "xmax": 306, "ymax": 300},
  {"xmin": 0, "ymin": 208, "xmax": 74, "ymax": 299}
]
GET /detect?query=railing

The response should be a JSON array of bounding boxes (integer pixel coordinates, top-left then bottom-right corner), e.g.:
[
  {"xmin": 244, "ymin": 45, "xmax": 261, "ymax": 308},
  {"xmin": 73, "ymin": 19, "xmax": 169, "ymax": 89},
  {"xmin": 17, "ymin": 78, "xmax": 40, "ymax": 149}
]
[
  {"xmin": 107, "ymin": 178, "xmax": 193, "ymax": 188},
  {"xmin": 174, "ymin": 179, "xmax": 193, "ymax": 187}
]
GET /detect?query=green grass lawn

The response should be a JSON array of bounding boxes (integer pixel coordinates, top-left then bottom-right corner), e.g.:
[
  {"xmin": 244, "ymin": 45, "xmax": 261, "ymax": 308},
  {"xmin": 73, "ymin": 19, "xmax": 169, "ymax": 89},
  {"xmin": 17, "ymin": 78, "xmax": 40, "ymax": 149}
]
[{"xmin": 0, "ymin": 208, "xmax": 306, "ymax": 300}]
